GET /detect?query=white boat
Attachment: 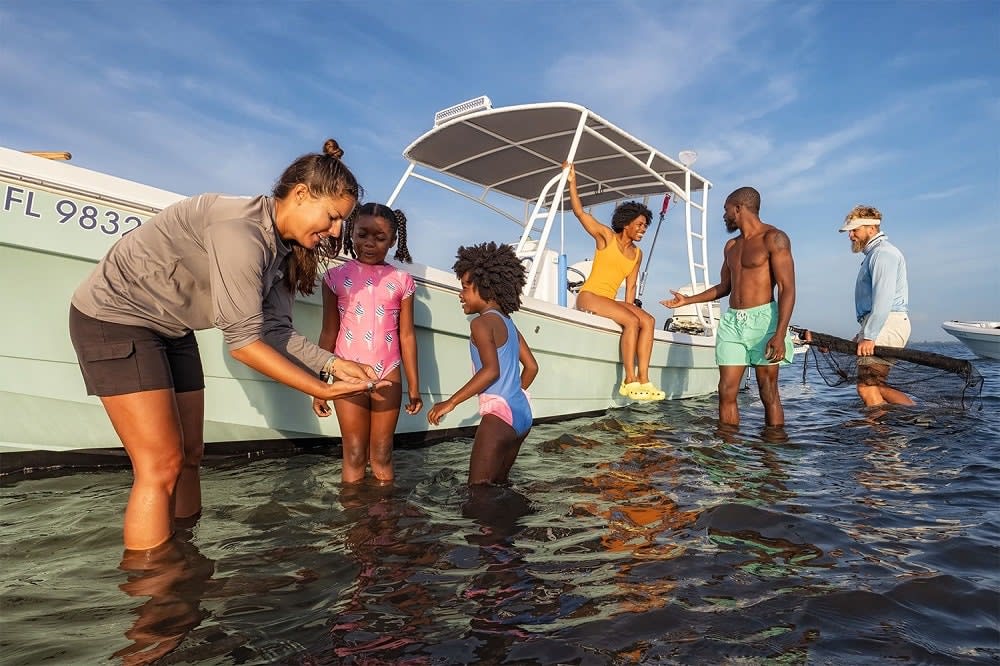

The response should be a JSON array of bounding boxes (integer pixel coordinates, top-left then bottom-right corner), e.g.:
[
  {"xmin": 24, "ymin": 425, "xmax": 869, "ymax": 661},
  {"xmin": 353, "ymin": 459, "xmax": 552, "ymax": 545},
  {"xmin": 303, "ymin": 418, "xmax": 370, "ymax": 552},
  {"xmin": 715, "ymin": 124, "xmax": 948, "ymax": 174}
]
[
  {"xmin": 941, "ymin": 320, "xmax": 1000, "ymax": 360},
  {"xmin": 0, "ymin": 97, "xmax": 720, "ymax": 469}
]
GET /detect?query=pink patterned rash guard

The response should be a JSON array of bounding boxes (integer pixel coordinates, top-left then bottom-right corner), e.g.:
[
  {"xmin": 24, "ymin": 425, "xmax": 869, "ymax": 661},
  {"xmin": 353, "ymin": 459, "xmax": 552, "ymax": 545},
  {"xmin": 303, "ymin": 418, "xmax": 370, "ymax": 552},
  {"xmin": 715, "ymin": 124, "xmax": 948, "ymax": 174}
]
[{"xmin": 323, "ymin": 260, "xmax": 416, "ymax": 378}]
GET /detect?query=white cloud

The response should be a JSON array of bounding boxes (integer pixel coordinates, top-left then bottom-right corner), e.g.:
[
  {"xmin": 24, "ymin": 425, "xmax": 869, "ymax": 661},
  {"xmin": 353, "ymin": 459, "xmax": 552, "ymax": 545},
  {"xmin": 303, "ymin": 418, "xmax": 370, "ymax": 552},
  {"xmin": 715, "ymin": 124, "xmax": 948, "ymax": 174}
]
[
  {"xmin": 543, "ymin": 2, "xmax": 766, "ymax": 116},
  {"xmin": 914, "ymin": 185, "xmax": 973, "ymax": 201}
]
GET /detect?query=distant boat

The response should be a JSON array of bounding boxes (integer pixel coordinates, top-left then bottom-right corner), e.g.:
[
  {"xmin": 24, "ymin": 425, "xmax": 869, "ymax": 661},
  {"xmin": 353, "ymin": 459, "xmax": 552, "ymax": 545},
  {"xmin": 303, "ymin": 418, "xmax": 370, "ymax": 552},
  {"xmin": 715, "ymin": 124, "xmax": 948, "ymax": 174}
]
[
  {"xmin": 1, "ymin": 97, "xmax": 723, "ymax": 465},
  {"xmin": 941, "ymin": 320, "xmax": 1000, "ymax": 360}
]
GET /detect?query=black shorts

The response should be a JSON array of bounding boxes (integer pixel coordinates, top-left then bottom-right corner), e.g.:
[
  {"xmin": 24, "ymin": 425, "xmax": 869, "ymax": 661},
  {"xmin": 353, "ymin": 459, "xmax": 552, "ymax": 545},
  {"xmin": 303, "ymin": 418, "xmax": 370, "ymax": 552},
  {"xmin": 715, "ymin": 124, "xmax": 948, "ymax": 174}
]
[{"xmin": 69, "ymin": 305, "xmax": 205, "ymax": 397}]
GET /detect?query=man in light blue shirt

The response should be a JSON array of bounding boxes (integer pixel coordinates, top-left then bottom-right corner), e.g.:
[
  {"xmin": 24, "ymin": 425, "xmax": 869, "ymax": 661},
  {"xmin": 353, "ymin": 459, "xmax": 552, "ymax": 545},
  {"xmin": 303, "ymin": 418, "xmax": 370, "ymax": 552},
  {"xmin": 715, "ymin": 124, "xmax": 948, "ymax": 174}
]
[{"xmin": 841, "ymin": 205, "xmax": 913, "ymax": 406}]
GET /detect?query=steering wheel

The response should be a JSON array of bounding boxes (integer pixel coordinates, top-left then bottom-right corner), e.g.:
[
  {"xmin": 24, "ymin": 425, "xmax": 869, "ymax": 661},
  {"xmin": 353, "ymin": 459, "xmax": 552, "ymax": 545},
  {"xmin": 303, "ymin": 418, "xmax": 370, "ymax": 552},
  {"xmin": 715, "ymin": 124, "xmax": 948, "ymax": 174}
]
[{"xmin": 566, "ymin": 266, "xmax": 588, "ymax": 292}]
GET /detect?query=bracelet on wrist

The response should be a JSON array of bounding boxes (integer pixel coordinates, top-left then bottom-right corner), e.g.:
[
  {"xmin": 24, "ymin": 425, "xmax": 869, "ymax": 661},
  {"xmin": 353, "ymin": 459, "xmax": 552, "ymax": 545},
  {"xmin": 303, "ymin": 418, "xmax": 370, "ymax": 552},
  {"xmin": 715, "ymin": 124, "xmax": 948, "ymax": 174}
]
[{"xmin": 319, "ymin": 355, "xmax": 337, "ymax": 383}]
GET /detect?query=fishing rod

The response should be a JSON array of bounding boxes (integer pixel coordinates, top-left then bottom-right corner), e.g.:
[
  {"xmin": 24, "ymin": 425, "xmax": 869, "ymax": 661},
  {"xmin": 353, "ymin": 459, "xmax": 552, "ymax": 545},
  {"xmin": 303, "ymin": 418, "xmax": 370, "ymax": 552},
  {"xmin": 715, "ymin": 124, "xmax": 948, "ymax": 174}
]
[{"xmin": 637, "ymin": 193, "xmax": 671, "ymax": 299}]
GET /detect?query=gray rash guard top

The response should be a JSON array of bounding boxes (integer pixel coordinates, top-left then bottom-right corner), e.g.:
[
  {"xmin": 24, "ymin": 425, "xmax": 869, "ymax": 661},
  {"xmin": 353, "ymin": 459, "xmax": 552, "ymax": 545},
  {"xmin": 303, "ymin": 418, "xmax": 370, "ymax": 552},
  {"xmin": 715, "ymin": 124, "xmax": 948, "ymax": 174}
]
[{"xmin": 72, "ymin": 193, "xmax": 330, "ymax": 373}]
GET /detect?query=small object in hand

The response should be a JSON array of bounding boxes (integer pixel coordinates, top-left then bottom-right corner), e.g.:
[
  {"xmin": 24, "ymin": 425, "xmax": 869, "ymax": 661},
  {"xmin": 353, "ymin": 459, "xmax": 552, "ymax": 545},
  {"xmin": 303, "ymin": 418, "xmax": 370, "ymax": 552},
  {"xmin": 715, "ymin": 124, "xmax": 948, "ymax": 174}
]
[{"xmin": 367, "ymin": 381, "xmax": 375, "ymax": 392}]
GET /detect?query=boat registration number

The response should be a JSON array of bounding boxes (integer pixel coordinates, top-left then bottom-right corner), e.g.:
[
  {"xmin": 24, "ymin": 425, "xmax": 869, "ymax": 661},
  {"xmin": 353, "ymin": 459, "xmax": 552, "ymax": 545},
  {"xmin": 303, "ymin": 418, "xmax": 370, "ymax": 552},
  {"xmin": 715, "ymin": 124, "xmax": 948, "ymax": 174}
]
[{"xmin": 2, "ymin": 183, "xmax": 151, "ymax": 237}]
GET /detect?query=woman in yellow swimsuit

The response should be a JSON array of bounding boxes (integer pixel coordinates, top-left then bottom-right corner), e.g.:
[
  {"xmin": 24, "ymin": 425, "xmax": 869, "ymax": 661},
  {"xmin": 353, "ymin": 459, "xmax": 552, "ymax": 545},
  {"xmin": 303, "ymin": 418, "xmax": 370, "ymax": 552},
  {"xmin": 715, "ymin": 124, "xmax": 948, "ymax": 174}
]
[{"xmin": 565, "ymin": 162, "xmax": 665, "ymax": 401}]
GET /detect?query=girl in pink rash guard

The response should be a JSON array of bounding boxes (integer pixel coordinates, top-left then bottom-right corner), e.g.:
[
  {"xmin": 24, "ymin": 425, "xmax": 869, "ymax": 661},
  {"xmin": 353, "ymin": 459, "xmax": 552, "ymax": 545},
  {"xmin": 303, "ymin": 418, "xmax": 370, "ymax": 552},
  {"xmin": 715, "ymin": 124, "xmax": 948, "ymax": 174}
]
[{"xmin": 314, "ymin": 203, "xmax": 422, "ymax": 484}]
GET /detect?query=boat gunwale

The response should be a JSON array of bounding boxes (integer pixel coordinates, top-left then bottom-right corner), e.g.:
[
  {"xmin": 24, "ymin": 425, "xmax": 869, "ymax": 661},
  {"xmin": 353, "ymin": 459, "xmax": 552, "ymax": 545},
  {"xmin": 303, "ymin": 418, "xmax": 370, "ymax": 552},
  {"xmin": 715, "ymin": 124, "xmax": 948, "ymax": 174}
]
[
  {"xmin": 397, "ymin": 259, "xmax": 717, "ymax": 348},
  {"xmin": 941, "ymin": 320, "xmax": 1000, "ymax": 333},
  {"xmin": 0, "ymin": 147, "xmax": 183, "ymax": 211}
]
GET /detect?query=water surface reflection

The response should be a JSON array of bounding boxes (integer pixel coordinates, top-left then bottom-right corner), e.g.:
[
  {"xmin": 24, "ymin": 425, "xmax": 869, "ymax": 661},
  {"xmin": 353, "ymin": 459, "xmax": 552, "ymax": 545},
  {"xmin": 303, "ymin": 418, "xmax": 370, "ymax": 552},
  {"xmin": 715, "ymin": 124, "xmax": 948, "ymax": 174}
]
[{"xmin": 1, "ymin": 351, "xmax": 997, "ymax": 663}]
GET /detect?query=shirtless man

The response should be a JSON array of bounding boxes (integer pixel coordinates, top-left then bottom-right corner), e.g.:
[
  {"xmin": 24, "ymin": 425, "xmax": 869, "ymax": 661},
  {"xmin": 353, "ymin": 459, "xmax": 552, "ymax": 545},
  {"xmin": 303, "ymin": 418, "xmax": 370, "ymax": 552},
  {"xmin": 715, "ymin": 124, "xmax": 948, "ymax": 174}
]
[{"xmin": 661, "ymin": 187, "xmax": 795, "ymax": 427}]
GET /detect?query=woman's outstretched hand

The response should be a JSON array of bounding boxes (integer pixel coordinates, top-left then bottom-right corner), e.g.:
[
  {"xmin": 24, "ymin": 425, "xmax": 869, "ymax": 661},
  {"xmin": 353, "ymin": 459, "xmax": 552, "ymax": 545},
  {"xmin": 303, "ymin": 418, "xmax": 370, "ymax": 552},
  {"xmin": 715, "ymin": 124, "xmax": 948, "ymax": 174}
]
[
  {"xmin": 660, "ymin": 290, "xmax": 688, "ymax": 309},
  {"xmin": 313, "ymin": 376, "xmax": 395, "ymax": 414},
  {"xmin": 318, "ymin": 378, "xmax": 392, "ymax": 403},
  {"xmin": 332, "ymin": 358, "xmax": 379, "ymax": 381}
]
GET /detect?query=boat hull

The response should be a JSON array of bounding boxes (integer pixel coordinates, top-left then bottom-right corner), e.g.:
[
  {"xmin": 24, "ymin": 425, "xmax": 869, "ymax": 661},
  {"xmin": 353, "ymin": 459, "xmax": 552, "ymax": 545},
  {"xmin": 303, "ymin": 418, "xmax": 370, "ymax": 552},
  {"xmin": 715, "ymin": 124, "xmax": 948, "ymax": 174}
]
[
  {"xmin": 0, "ymin": 243, "xmax": 718, "ymax": 459},
  {"xmin": 0, "ymin": 145, "xmax": 717, "ymax": 465},
  {"xmin": 941, "ymin": 321, "xmax": 1000, "ymax": 360}
]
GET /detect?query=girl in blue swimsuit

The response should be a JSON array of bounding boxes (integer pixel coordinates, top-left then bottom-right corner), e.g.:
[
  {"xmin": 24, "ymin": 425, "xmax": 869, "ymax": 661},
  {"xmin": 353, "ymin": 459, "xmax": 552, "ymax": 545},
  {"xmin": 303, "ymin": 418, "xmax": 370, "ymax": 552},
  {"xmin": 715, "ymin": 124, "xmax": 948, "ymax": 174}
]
[{"xmin": 428, "ymin": 242, "xmax": 539, "ymax": 485}]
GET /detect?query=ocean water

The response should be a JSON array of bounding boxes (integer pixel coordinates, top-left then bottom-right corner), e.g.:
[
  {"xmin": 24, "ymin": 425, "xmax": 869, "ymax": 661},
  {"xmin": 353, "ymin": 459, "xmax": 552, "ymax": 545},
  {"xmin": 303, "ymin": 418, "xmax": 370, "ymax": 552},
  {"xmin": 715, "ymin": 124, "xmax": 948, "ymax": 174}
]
[{"xmin": 1, "ymin": 342, "xmax": 997, "ymax": 665}]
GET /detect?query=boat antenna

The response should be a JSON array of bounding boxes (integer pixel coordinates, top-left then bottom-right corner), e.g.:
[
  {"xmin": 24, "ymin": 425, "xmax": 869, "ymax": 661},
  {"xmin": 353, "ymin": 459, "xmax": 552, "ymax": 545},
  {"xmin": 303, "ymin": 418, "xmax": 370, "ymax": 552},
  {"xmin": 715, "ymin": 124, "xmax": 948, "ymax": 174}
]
[
  {"xmin": 638, "ymin": 150, "xmax": 696, "ymax": 297},
  {"xmin": 638, "ymin": 193, "xmax": 671, "ymax": 297}
]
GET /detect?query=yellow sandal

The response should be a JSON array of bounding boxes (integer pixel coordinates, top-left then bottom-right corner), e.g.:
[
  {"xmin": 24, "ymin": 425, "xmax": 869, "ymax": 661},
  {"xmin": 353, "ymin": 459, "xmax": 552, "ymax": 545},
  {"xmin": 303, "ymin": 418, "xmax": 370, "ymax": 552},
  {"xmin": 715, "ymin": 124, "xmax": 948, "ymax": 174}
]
[
  {"xmin": 628, "ymin": 382, "xmax": 666, "ymax": 401},
  {"xmin": 619, "ymin": 380, "xmax": 641, "ymax": 397}
]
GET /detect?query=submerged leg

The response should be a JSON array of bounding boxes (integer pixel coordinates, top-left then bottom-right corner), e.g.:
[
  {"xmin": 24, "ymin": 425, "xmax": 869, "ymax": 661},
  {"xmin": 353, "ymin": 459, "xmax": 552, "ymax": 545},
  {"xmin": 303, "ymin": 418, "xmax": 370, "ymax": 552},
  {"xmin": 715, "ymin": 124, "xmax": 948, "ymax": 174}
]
[
  {"xmin": 754, "ymin": 364, "xmax": 784, "ymax": 427},
  {"xmin": 102, "ymin": 389, "xmax": 185, "ymax": 551},
  {"xmin": 497, "ymin": 431, "xmax": 529, "ymax": 484},
  {"xmin": 334, "ymin": 393, "xmax": 373, "ymax": 484},
  {"xmin": 718, "ymin": 366, "xmax": 746, "ymax": 426},
  {"xmin": 368, "ymin": 373, "xmax": 404, "ymax": 484},
  {"xmin": 468, "ymin": 415, "xmax": 522, "ymax": 485},
  {"xmin": 174, "ymin": 389, "xmax": 205, "ymax": 520},
  {"xmin": 879, "ymin": 386, "xmax": 915, "ymax": 405},
  {"xmin": 858, "ymin": 363, "xmax": 914, "ymax": 407}
]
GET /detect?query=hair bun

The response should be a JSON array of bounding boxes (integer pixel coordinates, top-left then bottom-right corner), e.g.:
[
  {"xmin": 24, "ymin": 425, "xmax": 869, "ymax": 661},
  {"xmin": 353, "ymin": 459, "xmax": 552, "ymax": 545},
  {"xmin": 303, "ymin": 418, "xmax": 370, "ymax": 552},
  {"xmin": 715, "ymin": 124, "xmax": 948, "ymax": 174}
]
[{"xmin": 323, "ymin": 138, "xmax": 344, "ymax": 160}]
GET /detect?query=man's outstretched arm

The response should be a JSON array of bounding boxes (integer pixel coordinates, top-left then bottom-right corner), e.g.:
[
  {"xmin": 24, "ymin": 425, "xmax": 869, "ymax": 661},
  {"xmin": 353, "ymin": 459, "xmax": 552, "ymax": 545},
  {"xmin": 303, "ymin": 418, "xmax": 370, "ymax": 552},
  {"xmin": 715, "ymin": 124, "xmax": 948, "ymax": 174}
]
[{"xmin": 661, "ymin": 240, "xmax": 734, "ymax": 308}]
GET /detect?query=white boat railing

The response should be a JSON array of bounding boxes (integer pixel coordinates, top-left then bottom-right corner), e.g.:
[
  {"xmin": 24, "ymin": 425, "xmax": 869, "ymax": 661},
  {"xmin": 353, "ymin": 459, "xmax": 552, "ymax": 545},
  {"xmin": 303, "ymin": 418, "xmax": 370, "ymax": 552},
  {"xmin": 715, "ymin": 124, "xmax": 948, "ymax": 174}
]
[
  {"xmin": 515, "ymin": 171, "xmax": 570, "ymax": 296},
  {"xmin": 683, "ymin": 169, "xmax": 714, "ymax": 330}
]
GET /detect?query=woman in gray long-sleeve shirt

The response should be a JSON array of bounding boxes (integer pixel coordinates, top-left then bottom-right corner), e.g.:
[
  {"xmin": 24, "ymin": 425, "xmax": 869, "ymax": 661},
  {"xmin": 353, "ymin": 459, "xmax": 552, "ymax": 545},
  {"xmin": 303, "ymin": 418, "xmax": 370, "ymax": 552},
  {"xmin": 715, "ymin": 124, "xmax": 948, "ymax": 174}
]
[{"xmin": 69, "ymin": 139, "xmax": 387, "ymax": 552}]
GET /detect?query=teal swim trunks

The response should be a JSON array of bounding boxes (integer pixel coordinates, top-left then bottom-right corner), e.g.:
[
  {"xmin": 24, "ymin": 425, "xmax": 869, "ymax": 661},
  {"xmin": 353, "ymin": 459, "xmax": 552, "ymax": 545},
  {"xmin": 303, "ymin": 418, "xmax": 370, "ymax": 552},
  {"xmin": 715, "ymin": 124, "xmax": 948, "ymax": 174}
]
[{"xmin": 715, "ymin": 302, "xmax": 794, "ymax": 366}]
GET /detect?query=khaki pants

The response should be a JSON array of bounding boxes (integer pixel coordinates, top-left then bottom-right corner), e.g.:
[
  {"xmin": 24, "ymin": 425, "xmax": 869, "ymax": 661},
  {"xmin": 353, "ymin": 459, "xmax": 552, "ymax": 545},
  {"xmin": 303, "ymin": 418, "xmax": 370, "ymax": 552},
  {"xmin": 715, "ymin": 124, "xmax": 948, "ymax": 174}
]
[{"xmin": 857, "ymin": 311, "xmax": 910, "ymax": 368}]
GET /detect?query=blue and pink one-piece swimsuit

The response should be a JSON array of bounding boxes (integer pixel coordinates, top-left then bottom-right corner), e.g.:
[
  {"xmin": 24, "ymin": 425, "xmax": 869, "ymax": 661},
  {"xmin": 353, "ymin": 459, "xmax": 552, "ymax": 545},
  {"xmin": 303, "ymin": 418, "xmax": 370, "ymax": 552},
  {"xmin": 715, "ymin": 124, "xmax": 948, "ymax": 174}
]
[{"xmin": 470, "ymin": 310, "xmax": 532, "ymax": 437}]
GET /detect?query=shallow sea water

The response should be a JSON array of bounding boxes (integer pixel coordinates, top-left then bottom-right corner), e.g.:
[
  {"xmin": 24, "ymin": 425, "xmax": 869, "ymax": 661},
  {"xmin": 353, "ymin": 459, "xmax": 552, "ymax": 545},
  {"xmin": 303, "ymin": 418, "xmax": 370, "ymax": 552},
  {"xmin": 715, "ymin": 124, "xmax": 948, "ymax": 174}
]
[{"xmin": 1, "ymin": 343, "xmax": 998, "ymax": 665}]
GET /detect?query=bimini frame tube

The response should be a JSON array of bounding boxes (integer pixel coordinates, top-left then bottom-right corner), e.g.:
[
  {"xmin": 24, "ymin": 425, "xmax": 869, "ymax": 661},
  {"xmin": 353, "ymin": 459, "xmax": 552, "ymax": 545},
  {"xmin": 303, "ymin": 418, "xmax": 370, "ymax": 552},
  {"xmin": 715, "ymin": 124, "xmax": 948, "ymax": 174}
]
[
  {"xmin": 518, "ymin": 109, "xmax": 588, "ymax": 297},
  {"xmin": 682, "ymin": 168, "xmax": 714, "ymax": 331},
  {"xmin": 385, "ymin": 162, "xmax": 415, "ymax": 208},
  {"xmin": 387, "ymin": 163, "xmax": 527, "ymax": 230}
]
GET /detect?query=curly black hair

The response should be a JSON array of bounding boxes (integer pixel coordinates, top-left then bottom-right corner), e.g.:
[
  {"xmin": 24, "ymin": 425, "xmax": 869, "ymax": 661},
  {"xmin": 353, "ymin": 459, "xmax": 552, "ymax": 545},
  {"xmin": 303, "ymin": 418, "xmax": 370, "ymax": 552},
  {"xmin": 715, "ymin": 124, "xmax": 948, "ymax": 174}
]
[
  {"xmin": 610, "ymin": 201, "xmax": 653, "ymax": 233},
  {"xmin": 452, "ymin": 241, "xmax": 526, "ymax": 315}
]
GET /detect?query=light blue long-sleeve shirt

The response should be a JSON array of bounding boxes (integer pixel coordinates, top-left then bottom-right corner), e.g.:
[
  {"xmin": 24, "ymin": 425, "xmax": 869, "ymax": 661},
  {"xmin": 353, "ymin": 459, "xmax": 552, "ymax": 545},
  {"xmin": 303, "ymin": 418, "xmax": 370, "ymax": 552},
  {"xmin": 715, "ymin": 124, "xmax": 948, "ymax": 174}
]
[{"xmin": 855, "ymin": 232, "xmax": 908, "ymax": 340}]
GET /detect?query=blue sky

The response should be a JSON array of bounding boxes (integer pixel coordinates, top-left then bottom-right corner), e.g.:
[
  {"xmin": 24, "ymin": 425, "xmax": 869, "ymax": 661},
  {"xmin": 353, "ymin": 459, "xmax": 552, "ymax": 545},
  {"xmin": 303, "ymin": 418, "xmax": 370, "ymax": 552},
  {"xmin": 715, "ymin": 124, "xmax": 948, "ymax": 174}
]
[{"xmin": 2, "ymin": 1, "xmax": 997, "ymax": 341}]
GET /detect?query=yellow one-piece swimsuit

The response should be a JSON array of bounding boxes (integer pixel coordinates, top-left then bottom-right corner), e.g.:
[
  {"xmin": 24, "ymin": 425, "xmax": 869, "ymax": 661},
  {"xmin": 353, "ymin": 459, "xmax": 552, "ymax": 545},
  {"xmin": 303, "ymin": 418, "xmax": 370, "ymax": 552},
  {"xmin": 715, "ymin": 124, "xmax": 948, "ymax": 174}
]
[{"xmin": 579, "ymin": 239, "xmax": 639, "ymax": 300}]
